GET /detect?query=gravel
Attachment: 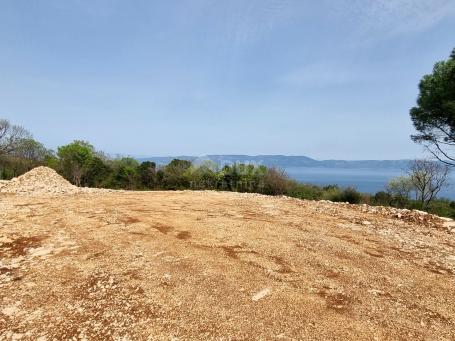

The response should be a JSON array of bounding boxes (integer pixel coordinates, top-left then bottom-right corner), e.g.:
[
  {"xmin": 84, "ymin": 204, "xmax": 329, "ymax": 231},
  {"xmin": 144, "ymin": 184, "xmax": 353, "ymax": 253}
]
[{"xmin": 0, "ymin": 167, "xmax": 113, "ymax": 196}]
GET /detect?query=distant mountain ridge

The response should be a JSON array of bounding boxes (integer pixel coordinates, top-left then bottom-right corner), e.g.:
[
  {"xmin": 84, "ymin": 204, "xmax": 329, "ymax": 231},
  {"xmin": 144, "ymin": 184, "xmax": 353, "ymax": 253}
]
[{"xmin": 137, "ymin": 155, "xmax": 411, "ymax": 170}]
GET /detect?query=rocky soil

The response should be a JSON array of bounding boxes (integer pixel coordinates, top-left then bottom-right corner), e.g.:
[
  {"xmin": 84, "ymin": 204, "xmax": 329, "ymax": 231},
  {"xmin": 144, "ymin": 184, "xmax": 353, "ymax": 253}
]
[{"xmin": 0, "ymin": 168, "xmax": 454, "ymax": 340}]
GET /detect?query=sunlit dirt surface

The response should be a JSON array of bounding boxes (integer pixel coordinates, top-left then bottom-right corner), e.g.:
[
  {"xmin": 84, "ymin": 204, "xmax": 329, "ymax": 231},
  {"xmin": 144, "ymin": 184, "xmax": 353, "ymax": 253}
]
[{"xmin": 1, "ymin": 191, "xmax": 454, "ymax": 340}]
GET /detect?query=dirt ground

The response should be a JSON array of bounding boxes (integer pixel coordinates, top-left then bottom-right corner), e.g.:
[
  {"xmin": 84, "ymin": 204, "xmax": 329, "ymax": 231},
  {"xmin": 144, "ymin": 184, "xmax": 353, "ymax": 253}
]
[{"xmin": 1, "ymin": 190, "xmax": 454, "ymax": 340}]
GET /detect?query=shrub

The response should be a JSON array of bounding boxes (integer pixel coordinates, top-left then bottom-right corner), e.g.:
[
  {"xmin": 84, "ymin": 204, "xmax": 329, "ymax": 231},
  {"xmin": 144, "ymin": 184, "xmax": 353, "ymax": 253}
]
[
  {"xmin": 108, "ymin": 158, "xmax": 139, "ymax": 190},
  {"xmin": 322, "ymin": 186, "xmax": 342, "ymax": 201},
  {"xmin": 285, "ymin": 181, "xmax": 323, "ymax": 200},
  {"xmin": 162, "ymin": 159, "xmax": 192, "ymax": 189},
  {"xmin": 262, "ymin": 167, "xmax": 289, "ymax": 195},
  {"xmin": 426, "ymin": 199, "xmax": 455, "ymax": 219},
  {"xmin": 330, "ymin": 187, "xmax": 362, "ymax": 204},
  {"xmin": 372, "ymin": 191, "xmax": 392, "ymax": 206},
  {"xmin": 137, "ymin": 161, "xmax": 157, "ymax": 189},
  {"xmin": 341, "ymin": 187, "xmax": 362, "ymax": 204}
]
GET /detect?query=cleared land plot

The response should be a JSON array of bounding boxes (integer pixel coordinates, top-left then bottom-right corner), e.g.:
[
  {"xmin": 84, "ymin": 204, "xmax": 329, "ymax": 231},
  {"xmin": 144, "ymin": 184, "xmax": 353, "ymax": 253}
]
[{"xmin": 1, "ymin": 190, "xmax": 455, "ymax": 340}]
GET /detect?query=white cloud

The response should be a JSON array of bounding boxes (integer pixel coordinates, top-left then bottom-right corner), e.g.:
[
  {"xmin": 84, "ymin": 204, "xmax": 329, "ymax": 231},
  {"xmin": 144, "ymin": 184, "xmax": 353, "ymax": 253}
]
[
  {"xmin": 222, "ymin": 0, "xmax": 300, "ymax": 46},
  {"xmin": 327, "ymin": 0, "xmax": 455, "ymax": 38},
  {"xmin": 174, "ymin": 0, "xmax": 455, "ymax": 51},
  {"xmin": 280, "ymin": 1, "xmax": 455, "ymax": 87},
  {"xmin": 174, "ymin": 0, "xmax": 307, "ymax": 47}
]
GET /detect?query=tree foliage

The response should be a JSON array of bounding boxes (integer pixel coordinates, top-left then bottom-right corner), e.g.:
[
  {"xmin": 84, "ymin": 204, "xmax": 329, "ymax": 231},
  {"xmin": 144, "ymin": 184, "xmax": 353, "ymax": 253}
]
[
  {"xmin": 85, "ymin": 156, "xmax": 112, "ymax": 188},
  {"xmin": 262, "ymin": 167, "xmax": 288, "ymax": 195},
  {"xmin": 57, "ymin": 141, "xmax": 95, "ymax": 186},
  {"xmin": 0, "ymin": 119, "xmax": 31, "ymax": 155},
  {"xmin": 13, "ymin": 138, "xmax": 50, "ymax": 161},
  {"xmin": 4, "ymin": 118, "xmax": 455, "ymax": 218},
  {"xmin": 137, "ymin": 161, "xmax": 157, "ymax": 189},
  {"xmin": 0, "ymin": 120, "xmax": 48, "ymax": 179},
  {"xmin": 109, "ymin": 158, "xmax": 139, "ymax": 189},
  {"xmin": 408, "ymin": 159, "xmax": 449, "ymax": 209},
  {"xmin": 162, "ymin": 159, "xmax": 192, "ymax": 189},
  {"xmin": 410, "ymin": 48, "xmax": 455, "ymax": 165},
  {"xmin": 387, "ymin": 176, "xmax": 414, "ymax": 199},
  {"xmin": 386, "ymin": 176, "xmax": 414, "ymax": 207}
]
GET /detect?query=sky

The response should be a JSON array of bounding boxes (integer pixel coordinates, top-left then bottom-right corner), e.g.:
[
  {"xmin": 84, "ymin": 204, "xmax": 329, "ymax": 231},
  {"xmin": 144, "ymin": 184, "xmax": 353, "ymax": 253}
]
[{"xmin": 1, "ymin": 0, "xmax": 455, "ymax": 160}]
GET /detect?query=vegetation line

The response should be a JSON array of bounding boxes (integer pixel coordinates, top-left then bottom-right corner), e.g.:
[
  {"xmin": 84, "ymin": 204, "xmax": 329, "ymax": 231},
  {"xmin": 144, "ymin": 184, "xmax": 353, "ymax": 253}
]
[{"xmin": 0, "ymin": 119, "xmax": 454, "ymax": 218}]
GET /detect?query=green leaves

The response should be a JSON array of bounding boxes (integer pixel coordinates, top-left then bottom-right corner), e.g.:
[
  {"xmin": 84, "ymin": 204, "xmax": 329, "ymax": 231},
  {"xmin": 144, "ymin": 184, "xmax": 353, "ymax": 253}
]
[
  {"xmin": 410, "ymin": 48, "xmax": 455, "ymax": 165},
  {"xmin": 57, "ymin": 141, "xmax": 95, "ymax": 186}
]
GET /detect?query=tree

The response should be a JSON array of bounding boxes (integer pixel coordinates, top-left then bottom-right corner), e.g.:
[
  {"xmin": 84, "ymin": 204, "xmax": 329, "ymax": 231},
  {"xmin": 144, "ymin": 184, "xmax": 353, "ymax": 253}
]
[
  {"xmin": 57, "ymin": 141, "xmax": 95, "ymax": 186},
  {"xmin": 262, "ymin": 167, "xmax": 289, "ymax": 195},
  {"xmin": 220, "ymin": 164, "xmax": 241, "ymax": 191},
  {"xmin": 162, "ymin": 159, "xmax": 192, "ymax": 189},
  {"xmin": 251, "ymin": 165, "xmax": 267, "ymax": 192},
  {"xmin": 408, "ymin": 159, "xmax": 449, "ymax": 209},
  {"xmin": 386, "ymin": 176, "xmax": 414, "ymax": 207},
  {"xmin": 137, "ymin": 161, "xmax": 156, "ymax": 189},
  {"xmin": 410, "ymin": 48, "xmax": 455, "ymax": 165},
  {"xmin": 236, "ymin": 163, "xmax": 257, "ymax": 192},
  {"xmin": 13, "ymin": 138, "xmax": 50, "ymax": 161},
  {"xmin": 85, "ymin": 156, "xmax": 112, "ymax": 188},
  {"xmin": 0, "ymin": 119, "xmax": 31, "ymax": 155},
  {"xmin": 373, "ymin": 191, "xmax": 393, "ymax": 206},
  {"xmin": 109, "ymin": 158, "xmax": 139, "ymax": 190},
  {"xmin": 336, "ymin": 187, "xmax": 362, "ymax": 204}
]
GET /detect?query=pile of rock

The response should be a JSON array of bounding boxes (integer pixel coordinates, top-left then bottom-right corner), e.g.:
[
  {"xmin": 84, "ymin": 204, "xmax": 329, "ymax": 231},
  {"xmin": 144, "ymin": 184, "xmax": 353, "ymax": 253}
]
[
  {"xmin": 314, "ymin": 200, "xmax": 455, "ymax": 233},
  {"xmin": 0, "ymin": 167, "xmax": 83, "ymax": 195},
  {"xmin": 0, "ymin": 180, "xmax": 9, "ymax": 190},
  {"xmin": 355, "ymin": 204, "xmax": 455, "ymax": 231},
  {"xmin": 0, "ymin": 166, "xmax": 117, "ymax": 196}
]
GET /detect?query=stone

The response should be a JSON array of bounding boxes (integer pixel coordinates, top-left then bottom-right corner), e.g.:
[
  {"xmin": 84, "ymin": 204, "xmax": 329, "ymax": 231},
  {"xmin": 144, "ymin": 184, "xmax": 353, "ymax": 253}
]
[{"xmin": 252, "ymin": 288, "xmax": 271, "ymax": 301}]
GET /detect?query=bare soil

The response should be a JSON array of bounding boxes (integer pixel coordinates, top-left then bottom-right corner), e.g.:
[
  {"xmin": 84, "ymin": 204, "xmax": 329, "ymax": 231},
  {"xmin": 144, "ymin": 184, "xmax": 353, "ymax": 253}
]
[{"xmin": 1, "ymin": 190, "xmax": 455, "ymax": 340}]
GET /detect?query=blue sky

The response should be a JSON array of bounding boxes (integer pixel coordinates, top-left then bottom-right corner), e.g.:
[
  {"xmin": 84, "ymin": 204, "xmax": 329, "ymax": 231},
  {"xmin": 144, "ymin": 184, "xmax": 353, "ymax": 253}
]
[{"xmin": 1, "ymin": 0, "xmax": 455, "ymax": 159}]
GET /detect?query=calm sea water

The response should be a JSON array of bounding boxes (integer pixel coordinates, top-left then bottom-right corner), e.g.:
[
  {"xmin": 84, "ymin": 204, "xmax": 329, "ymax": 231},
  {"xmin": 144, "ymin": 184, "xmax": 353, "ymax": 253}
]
[{"xmin": 284, "ymin": 167, "xmax": 455, "ymax": 200}]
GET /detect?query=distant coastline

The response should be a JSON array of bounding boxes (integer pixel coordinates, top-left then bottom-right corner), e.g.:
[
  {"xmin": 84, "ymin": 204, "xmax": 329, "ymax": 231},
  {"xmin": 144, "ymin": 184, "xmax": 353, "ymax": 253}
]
[
  {"xmin": 137, "ymin": 155, "xmax": 455, "ymax": 199},
  {"xmin": 137, "ymin": 155, "xmax": 411, "ymax": 170}
]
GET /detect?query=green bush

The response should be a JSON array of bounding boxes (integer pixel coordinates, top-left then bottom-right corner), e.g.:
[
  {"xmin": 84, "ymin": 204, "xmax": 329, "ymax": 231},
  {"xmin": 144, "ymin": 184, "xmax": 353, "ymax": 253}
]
[
  {"xmin": 285, "ymin": 181, "xmax": 323, "ymax": 200},
  {"xmin": 162, "ymin": 159, "xmax": 192, "ymax": 189},
  {"xmin": 262, "ymin": 167, "xmax": 289, "ymax": 195},
  {"xmin": 426, "ymin": 199, "xmax": 455, "ymax": 219},
  {"xmin": 329, "ymin": 187, "xmax": 362, "ymax": 204},
  {"xmin": 372, "ymin": 191, "xmax": 392, "ymax": 206}
]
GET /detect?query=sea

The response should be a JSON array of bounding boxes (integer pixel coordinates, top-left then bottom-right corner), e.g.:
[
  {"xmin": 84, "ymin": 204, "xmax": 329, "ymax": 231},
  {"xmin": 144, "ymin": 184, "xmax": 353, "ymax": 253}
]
[{"xmin": 284, "ymin": 167, "xmax": 455, "ymax": 200}]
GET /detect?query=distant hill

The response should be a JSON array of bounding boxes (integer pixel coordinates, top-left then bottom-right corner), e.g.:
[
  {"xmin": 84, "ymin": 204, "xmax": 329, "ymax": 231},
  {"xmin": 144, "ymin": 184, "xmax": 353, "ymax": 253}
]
[
  {"xmin": 137, "ymin": 156, "xmax": 197, "ymax": 165},
  {"xmin": 137, "ymin": 155, "xmax": 411, "ymax": 170}
]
